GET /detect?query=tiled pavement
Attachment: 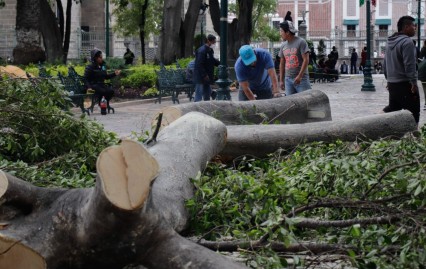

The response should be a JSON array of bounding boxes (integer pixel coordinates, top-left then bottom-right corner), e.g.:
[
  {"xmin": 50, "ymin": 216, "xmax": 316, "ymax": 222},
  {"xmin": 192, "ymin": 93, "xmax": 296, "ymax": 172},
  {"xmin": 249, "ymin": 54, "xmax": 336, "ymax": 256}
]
[{"xmin": 85, "ymin": 74, "xmax": 426, "ymax": 138}]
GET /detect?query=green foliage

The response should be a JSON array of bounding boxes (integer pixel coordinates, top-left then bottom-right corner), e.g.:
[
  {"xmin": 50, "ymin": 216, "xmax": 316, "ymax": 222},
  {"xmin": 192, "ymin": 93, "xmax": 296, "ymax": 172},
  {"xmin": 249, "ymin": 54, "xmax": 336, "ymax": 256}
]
[
  {"xmin": 177, "ymin": 57, "xmax": 195, "ymax": 69},
  {"xmin": 120, "ymin": 64, "xmax": 157, "ymax": 88},
  {"xmin": 111, "ymin": 0, "xmax": 163, "ymax": 38},
  {"xmin": 142, "ymin": 87, "xmax": 158, "ymax": 97},
  {"xmin": 104, "ymin": 57, "xmax": 126, "ymax": 70},
  {"xmin": 251, "ymin": 0, "xmax": 279, "ymax": 41},
  {"xmin": 187, "ymin": 130, "xmax": 426, "ymax": 268},
  {"xmin": 0, "ymin": 79, "xmax": 119, "ymax": 188}
]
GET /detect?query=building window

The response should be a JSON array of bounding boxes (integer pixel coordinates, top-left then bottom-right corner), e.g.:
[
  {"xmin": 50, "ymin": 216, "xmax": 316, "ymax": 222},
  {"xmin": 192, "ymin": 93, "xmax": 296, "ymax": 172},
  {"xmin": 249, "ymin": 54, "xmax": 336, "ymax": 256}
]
[
  {"xmin": 379, "ymin": 25, "xmax": 388, "ymax": 37},
  {"xmin": 347, "ymin": 25, "xmax": 356, "ymax": 37}
]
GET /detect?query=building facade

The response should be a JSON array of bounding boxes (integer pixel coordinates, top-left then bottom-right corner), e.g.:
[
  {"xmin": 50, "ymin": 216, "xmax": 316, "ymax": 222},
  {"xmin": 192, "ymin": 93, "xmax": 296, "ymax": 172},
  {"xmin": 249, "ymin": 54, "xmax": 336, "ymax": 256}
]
[{"xmin": 0, "ymin": 0, "xmax": 424, "ymax": 61}]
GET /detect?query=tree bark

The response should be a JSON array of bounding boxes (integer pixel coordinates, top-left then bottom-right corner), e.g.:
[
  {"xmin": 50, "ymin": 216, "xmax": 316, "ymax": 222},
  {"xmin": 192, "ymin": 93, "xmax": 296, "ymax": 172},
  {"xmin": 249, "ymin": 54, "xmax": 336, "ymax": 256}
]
[
  {"xmin": 61, "ymin": 0, "xmax": 72, "ymax": 63},
  {"xmin": 39, "ymin": 0, "xmax": 63, "ymax": 62},
  {"xmin": 0, "ymin": 113, "xmax": 246, "ymax": 269},
  {"xmin": 13, "ymin": 0, "xmax": 64, "ymax": 64},
  {"xmin": 156, "ymin": 0, "xmax": 184, "ymax": 64},
  {"xmin": 140, "ymin": 0, "xmax": 149, "ymax": 64},
  {"xmin": 13, "ymin": 0, "xmax": 46, "ymax": 64},
  {"xmin": 209, "ymin": 0, "xmax": 254, "ymax": 60},
  {"xmin": 155, "ymin": 90, "xmax": 332, "ymax": 128},
  {"xmin": 182, "ymin": 0, "xmax": 202, "ymax": 57},
  {"xmin": 221, "ymin": 110, "xmax": 417, "ymax": 159}
]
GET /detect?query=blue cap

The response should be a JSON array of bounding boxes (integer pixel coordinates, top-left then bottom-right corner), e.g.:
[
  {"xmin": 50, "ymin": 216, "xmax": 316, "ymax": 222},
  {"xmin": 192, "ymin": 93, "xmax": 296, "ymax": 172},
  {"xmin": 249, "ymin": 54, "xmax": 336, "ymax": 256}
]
[{"xmin": 239, "ymin": 45, "xmax": 256, "ymax": 66}]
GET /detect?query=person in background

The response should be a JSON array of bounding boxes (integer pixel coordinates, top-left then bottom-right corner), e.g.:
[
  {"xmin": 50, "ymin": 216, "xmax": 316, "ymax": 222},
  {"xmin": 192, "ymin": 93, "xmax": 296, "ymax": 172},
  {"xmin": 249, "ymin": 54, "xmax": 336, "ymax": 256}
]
[
  {"xmin": 309, "ymin": 47, "xmax": 317, "ymax": 66},
  {"xmin": 123, "ymin": 48, "xmax": 135, "ymax": 65},
  {"xmin": 413, "ymin": 40, "xmax": 420, "ymax": 62},
  {"xmin": 360, "ymin": 46, "xmax": 367, "ymax": 71},
  {"xmin": 420, "ymin": 40, "xmax": 426, "ymax": 60},
  {"xmin": 279, "ymin": 20, "xmax": 311, "ymax": 96},
  {"xmin": 85, "ymin": 49, "xmax": 121, "ymax": 113},
  {"xmin": 274, "ymin": 55, "xmax": 280, "ymax": 74},
  {"xmin": 185, "ymin": 59, "xmax": 195, "ymax": 84},
  {"xmin": 340, "ymin": 61, "xmax": 348, "ymax": 74},
  {"xmin": 284, "ymin": 11, "xmax": 292, "ymax": 22},
  {"xmin": 330, "ymin": 46, "xmax": 339, "ymax": 69},
  {"xmin": 234, "ymin": 45, "xmax": 281, "ymax": 101},
  {"xmin": 350, "ymin": 48, "xmax": 358, "ymax": 74},
  {"xmin": 383, "ymin": 15, "xmax": 419, "ymax": 125},
  {"xmin": 193, "ymin": 34, "xmax": 220, "ymax": 102}
]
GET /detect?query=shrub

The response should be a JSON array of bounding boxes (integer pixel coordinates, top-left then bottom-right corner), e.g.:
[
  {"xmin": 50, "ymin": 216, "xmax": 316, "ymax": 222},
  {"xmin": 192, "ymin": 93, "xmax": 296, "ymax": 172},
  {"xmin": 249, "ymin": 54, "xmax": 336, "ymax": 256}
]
[{"xmin": 120, "ymin": 65, "xmax": 157, "ymax": 88}]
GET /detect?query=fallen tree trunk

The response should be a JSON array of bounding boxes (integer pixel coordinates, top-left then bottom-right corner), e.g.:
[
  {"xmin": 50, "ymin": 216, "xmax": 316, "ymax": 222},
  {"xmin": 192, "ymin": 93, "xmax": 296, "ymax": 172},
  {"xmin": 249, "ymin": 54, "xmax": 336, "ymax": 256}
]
[
  {"xmin": 0, "ymin": 112, "xmax": 245, "ymax": 269},
  {"xmin": 221, "ymin": 110, "xmax": 417, "ymax": 160},
  {"xmin": 156, "ymin": 90, "xmax": 331, "ymax": 128}
]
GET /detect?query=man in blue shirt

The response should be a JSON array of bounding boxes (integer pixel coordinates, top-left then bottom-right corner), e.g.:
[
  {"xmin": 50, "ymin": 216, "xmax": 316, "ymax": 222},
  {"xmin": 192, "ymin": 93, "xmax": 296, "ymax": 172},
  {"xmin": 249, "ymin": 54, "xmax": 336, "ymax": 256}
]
[{"xmin": 235, "ymin": 45, "xmax": 281, "ymax": 101}]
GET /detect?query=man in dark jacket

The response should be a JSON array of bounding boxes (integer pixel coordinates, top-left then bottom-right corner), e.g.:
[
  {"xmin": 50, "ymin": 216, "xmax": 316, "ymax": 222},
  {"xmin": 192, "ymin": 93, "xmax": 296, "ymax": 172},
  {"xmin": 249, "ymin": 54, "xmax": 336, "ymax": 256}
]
[
  {"xmin": 84, "ymin": 49, "xmax": 121, "ymax": 113},
  {"xmin": 350, "ymin": 48, "xmax": 358, "ymax": 74},
  {"xmin": 383, "ymin": 16, "xmax": 419, "ymax": 124},
  {"xmin": 193, "ymin": 34, "xmax": 219, "ymax": 102}
]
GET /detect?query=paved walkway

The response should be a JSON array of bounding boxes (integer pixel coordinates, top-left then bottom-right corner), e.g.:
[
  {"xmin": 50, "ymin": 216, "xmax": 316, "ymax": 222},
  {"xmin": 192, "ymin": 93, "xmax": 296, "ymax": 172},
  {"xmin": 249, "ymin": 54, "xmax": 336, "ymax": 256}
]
[{"xmin": 85, "ymin": 74, "xmax": 426, "ymax": 138}]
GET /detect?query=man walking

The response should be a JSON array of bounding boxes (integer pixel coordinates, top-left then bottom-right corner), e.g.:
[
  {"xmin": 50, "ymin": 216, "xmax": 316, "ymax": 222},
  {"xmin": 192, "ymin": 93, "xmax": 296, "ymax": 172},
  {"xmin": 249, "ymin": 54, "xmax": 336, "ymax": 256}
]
[
  {"xmin": 278, "ymin": 20, "xmax": 311, "ymax": 96},
  {"xmin": 235, "ymin": 45, "xmax": 281, "ymax": 101},
  {"xmin": 350, "ymin": 48, "xmax": 358, "ymax": 74},
  {"xmin": 383, "ymin": 15, "xmax": 420, "ymax": 124},
  {"xmin": 193, "ymin": 34, "xmax": 219, "ymax": 102}
]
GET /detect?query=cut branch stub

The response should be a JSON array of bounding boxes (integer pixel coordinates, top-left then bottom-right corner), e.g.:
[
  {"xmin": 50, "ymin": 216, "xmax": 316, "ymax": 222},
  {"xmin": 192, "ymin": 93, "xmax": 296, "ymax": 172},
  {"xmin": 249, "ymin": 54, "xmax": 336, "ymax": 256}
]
[
  {"xmin": 97, "ymin": 139, "xmax": 159, "ymax": 210},
  {"xmin": 0, "ymin": 235, "xmax": 45, "ymax": 269}
]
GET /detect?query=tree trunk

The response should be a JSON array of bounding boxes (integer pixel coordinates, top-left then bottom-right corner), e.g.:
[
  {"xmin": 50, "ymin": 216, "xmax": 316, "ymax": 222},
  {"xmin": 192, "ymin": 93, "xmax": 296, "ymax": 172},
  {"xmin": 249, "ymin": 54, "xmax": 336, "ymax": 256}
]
[
  {"xmin": 61, "ymin": 0, "xmax": 72, "ymax": 63},
  {"xmin": 0, "ymin": 113, "xmax": 245, "ymax": 269},
  {"xmin": 13, "ymin": 0, "xmax": 46, "ymax": 64},
  {"xmin": 209, "ymin": 0, "xmax": 253, "ymax": 60},
  {"xmin": 182, "ymin": 0, "xmax": 202, "ymax": 57},
  {"xmin": 56, "ymin": 0, "xmax": 64, "ymax": 42},
  {"xmin": 39, "ymin": 0, "xmax": 64, "ymax": 62},
  {"xmin": 221, "ymin": 110, "xmax": 417, "ymax": 160},
  {"xmin": 140, "ymin": 0, "xmax": 149, "ymax": 64},
  {"xmin": 156, "ymin": 0, "xmax": 184, "ymax": 64},
  {"xmin": 155, "ymin": 90, "xmax": 331, "ymax": 128}
]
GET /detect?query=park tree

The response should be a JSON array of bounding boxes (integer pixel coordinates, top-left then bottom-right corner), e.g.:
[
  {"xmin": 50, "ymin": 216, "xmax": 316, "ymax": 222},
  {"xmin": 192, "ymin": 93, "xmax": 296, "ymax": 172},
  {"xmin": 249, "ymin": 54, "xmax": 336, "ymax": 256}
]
[
  {"xmin": 13, "ymin": 0, "xmax": 82, "ymax": 64},
  {"xmin": 156, "ymin": 0, "xmax": 204, "ymax": 64},
  {"xmin": 13, "ymin": 0, "xmax": 62, "ymax": 64},
  {"xmin": 111, "ymin": 0, "xmax": 163, "ymax": 64},
  {"xmin": 209, "ymin": 0, "xmax": 254, "ymax": 60}
]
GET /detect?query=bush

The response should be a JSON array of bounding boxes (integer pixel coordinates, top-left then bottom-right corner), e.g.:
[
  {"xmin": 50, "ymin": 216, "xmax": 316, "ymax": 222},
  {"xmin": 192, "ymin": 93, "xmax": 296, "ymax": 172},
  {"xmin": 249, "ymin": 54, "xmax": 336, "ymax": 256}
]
[{"xmin": 120, "ymin": 64, "xmax": 157, "ymax": 88}]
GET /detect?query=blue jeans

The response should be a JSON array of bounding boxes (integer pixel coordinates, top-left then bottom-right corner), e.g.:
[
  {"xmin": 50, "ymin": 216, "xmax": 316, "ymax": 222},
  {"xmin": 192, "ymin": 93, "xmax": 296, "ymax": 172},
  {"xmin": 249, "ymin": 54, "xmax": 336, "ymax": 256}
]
[
  {"xmin": 285, "ymin": 75, "xmax": 311, "ymax": 96},
  {"xmin": 194, "ymin": 84, "xmax": 212, "ymax": 102},
  {"xmin": 238, "ymin": 87, "xmax": 272, "ymax": 101}
]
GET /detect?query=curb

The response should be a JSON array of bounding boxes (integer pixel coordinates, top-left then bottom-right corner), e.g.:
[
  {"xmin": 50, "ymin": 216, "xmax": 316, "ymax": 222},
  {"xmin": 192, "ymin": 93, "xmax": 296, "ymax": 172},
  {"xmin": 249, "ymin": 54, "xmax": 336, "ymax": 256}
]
[{"xmin": 71, "ymin": 96, "xmax": 174, "ymax": 114}]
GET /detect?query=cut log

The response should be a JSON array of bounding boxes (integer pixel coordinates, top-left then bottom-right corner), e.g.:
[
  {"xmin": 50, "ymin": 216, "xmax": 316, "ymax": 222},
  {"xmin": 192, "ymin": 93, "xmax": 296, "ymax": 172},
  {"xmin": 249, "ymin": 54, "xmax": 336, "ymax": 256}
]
[
  {"xmin": 221, "ymin": 110, "xmax": 417, "ymax": 160},
  {"xmin": 0, "ymin": 112, "xmax": 245, "ymax": 269},
  {"xmin": 155, "ymin": 90, "xmax": 331, "ymax": 128}
]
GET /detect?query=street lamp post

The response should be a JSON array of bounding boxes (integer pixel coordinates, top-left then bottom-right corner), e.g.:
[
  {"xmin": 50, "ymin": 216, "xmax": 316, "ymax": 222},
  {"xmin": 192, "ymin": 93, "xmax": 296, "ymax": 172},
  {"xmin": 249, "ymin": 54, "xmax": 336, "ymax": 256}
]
[
  {"xmin": 418, "ymin": 0, "xmax": 421, "ymax": 51},
  {"xmin": 199, "ymin": 3, "xmax": 209, "ymax": 47},
  {"xmin": 215, "ymin": 0, "xmax": 232, "ymax": 100},
  {"xmin": 105, "ymin": 0, "xmax": 110, "ymax": 57},
  {"xmin": 361, "ymin": 0, "xmax": 375, "ymax": 91}
]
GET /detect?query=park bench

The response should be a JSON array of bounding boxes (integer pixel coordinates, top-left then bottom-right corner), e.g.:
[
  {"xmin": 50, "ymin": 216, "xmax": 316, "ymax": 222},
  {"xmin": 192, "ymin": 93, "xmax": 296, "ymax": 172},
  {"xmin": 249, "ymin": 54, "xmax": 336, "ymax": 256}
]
[
  {"xmin": 155, "ymin": 66, "xmax": 194, "ymax": 104},
  {"xmin": 58, "ymin": 72, "xmax": 93, "ymax": 115}
]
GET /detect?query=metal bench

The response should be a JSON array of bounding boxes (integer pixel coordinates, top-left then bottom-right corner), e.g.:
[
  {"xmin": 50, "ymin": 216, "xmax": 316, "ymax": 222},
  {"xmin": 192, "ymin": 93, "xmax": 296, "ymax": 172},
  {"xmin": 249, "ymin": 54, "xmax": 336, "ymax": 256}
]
[
  {"xmin": 58, "ymin": 72, "xmax": 93, "ymax": 115},
  {"xmin": 155, "ymin": 67, "xmax": 194, "ymax": 104}
]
